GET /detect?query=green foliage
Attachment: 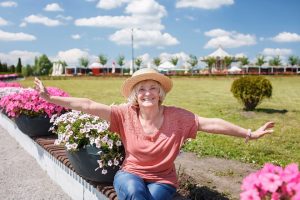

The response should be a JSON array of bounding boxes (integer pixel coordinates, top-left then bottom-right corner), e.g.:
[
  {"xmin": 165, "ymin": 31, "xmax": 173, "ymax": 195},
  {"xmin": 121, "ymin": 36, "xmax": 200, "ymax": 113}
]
[
  {"xmin": 187, "ymin": 54, "xmax": 198, "ymax": 68},
  {"xmin": 16, "ymin": 58, "xmax": 22, "ymax": 73},
  {"xmin": 116, "ymin": 55, "xmax": 125, "ymax": 67},
  {"xmin": 238, "ymin": 56, "xmax": 249, "ymax": 66},
  {"xmin": 79, "ymin": 57, "xmax": 89, "ymax": 68},
  {"xmin": 288, "ymin": 56, "xmax": 298, "ymax": 66},
  {"xmin": 33, "ymin": 54, "xmax": 52, "ymax": 75},
  {"xmin": 22, "ymin": 64, "xmax": 33, "ymax": 77},
  {"xmin": 255, "ymin": 55, "xmax": 266, "ymax": 66},
  {"xmin": 269, "ymin": 56, "xmax": 281, "ymax": 67},
  {"xmin": 169, "ymin": 56, "xmax": 179, "ymax": 66},
  {"xmin": 231, "ymin": 76, "xmax": 272, "ymax": 111},
  {"xmin": 2, "ymin": 63, "xmax": 8, "ymax": 72},
  {"xmin": 224, "ymin": 56, "xmax": 233, "ymax": 68},
  {"xmin": 9, "ymin": 65, "xmax": 15, "ymax": 73},
  {"xmin": 204, "ymin": 57, "xmax": 216, "ymax": 73},
  {"xmin": 98, "ymin": 54, "xmax": 108, "ymax": 66},
  {"xmin": 152, "ymin": 57, "xmax": 161, "ymax": 67},
  {"xmin": 134, "ymin": 57, "xmax": 143, "ymax": 70}
]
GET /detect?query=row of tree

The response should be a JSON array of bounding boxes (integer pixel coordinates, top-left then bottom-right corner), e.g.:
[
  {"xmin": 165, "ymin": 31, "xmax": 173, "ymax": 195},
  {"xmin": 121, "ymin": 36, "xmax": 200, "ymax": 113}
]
[{"xmin": 1, "ymin": 54, "xmax": 299, "ymax": 76}]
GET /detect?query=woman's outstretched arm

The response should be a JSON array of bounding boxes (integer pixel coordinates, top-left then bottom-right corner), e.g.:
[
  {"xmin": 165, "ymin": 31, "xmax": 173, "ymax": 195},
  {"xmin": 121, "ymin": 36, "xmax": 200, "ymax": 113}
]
[
  {"xmin": 34, "ymin": 77, "xmax": 111, "ymax": 121},
  {"xmin": 197, "ymin": 116, "xmax": 274, "ymax": 141}
]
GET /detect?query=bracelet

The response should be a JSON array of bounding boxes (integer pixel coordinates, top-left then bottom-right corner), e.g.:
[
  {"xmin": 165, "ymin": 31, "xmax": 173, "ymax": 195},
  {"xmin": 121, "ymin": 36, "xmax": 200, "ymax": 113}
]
[{"xmin": 245, "ymin": 129, "xmax": 252, "ymax": 143}]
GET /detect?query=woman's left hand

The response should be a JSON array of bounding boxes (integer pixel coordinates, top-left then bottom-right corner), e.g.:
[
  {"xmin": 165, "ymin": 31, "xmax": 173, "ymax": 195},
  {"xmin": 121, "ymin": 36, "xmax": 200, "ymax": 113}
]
[{"xmin": 251, "ymin": 121, "xmax": 275, "ymax": 140}]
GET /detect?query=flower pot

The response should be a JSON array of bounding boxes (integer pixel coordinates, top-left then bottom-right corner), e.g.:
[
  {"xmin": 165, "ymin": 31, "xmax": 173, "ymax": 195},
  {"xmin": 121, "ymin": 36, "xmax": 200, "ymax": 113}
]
[
  {"xmin": 15, "ymin": 114, "xmax": 52, "ymax": 137},
  {"xmin": 66, "ymin": 145, "xmax": 120, "ymax": 183}
]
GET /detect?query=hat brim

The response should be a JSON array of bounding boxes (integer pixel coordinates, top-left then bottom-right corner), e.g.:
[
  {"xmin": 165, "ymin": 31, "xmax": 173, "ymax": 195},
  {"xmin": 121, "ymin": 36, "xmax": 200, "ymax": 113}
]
[{"xmin": 121, "ymin": 73, "xmax": 173, "ymax": 98}]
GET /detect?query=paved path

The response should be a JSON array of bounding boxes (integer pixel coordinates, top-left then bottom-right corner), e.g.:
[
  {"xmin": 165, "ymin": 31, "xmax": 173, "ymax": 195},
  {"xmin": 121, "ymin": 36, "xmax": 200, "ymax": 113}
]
[{"xmin": 0, "ymin": 126, "xmax": 71, "ymax": 200}]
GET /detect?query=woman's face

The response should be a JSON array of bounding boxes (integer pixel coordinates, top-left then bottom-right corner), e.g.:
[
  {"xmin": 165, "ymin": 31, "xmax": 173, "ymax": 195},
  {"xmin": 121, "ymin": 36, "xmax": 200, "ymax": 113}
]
[{"xmin": 136, "ymin": 80, "xmax": 160, "ymax": 108}]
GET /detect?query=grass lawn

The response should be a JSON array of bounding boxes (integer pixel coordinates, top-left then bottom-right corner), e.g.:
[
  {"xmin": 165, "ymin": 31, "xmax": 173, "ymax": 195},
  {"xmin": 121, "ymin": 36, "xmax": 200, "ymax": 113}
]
[{"xmin": 21, "ymin": 76, "xmax": 300, "ymax": 166}]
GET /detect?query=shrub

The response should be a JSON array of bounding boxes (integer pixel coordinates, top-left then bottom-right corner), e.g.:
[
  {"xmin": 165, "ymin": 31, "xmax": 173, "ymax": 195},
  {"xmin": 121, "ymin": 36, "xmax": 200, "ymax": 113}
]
[{"xmin": 231, "ymin": 76, "xmax": 272, "ymax": 111}]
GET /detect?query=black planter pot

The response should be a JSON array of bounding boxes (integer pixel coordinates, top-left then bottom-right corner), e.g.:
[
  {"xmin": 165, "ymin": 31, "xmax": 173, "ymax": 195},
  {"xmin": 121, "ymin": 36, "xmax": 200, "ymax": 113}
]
[
  {"xmin": 66, "ymin": 145, "xmax": 120, "ymax": 183},
  {"xmin": 14, "ymin": 114, "xmax": 52, "ymax": 137}
]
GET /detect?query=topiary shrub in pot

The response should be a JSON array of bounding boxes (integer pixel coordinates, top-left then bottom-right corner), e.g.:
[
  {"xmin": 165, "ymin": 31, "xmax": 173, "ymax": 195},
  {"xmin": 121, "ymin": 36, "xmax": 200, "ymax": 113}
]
[{"xmin": 231, "ymin": 76, "xmax": 272, "ymax": 111}]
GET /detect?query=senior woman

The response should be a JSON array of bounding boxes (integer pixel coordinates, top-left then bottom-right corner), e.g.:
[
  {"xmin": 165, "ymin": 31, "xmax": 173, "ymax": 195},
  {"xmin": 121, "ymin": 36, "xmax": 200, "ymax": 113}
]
[{"xmin": 34, "ymin": 68, "xmax": 274, "ymax": 200}]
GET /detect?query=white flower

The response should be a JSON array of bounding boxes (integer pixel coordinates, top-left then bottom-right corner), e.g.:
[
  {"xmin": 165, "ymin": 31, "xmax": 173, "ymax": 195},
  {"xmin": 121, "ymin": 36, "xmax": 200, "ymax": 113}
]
[
  {"xmin": 102, "ymin": 169, "xmax": 107, "ymax": 175},
  {"xmin": 116, "ymin": 140, "xmax": 122, "ymax": 146},
  {"xmin": 108, "ymin": 160, "xmax": 113, "ymax": 166},
  {"xmin": 97, "ymin": 160, "xmax": 103, "ymax": 168},
  {"xmin": 114, "ymin": 159, "xmax": 119, "ymax": 166}
]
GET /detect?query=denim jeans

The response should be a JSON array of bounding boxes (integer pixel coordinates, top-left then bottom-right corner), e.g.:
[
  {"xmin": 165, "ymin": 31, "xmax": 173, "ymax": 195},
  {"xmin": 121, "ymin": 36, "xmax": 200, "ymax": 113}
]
[{"xmin": 113, "ymin": 170, "xmax": 176, "ymax": 200}]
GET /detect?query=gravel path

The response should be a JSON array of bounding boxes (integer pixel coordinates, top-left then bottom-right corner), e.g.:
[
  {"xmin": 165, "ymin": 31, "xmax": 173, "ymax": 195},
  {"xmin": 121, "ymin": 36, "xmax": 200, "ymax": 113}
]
[{"xmin": 0, "ymin": 126, "xmax": 71, "ymax": 200}]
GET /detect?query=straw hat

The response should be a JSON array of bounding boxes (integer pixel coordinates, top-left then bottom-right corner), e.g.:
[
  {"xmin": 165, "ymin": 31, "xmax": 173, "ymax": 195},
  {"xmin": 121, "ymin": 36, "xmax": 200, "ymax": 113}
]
[{"xmin": 121, "ymin": 68, "xmax": 173, "ymax": 98}]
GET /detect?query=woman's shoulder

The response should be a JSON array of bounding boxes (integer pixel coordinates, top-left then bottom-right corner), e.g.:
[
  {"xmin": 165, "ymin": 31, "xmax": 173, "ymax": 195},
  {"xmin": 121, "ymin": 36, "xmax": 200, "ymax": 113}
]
[{"xmin": 111, "ymin": 103, "xmax": 138, "ymax": 114}]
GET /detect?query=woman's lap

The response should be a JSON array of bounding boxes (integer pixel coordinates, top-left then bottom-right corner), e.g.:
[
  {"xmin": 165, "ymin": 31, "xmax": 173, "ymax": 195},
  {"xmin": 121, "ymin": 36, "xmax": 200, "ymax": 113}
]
[{"xmin": 113, "ymin": 170, "xmax": 176, "ymax": 200}]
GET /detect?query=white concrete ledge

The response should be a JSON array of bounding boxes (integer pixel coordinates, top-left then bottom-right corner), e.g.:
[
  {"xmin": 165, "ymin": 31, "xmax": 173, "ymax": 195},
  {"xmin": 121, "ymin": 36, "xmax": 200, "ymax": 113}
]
[{"xmin": 0, "ymin": 113, "xmax": 108, "ymax": 200}]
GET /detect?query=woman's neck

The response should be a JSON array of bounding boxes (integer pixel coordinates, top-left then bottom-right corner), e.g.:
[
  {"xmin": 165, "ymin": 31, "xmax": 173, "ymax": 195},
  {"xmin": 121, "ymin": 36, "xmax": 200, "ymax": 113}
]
[{"xmin": 139, "ymin": 105, "xmax": 162, "ymax": 121}]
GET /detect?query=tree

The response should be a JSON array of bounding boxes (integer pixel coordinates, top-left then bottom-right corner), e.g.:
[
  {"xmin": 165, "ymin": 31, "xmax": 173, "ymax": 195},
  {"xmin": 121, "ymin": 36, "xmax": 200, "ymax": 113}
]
[
  {"xmin": 98, "ymin": 54, "xmax": 108, "ymax": 73},
  {"xmin": 152, "ymin": 57, "xmax": 161, "ymax": 67},
  {"xmin": 288, "ymin": 56, "xmax": 298, "ymax": 66},
  {"xmin": 9, "ymin": 65, "xmax": 16, "ymax": 73},
  {"xmin": 255, "ymin": 55, "xmax": 266, "ymax": 75},
  {"xmin": 0, "ymin": 61, "xmax": 3, "ymax": 72},
  {"xmin": 224, "ymin": 56, "xmax": 233, "ymax": 69},
  {"xmin": 34, "ymin": 54, "xmax": 52, "ymax": 75},
  {"xmin": 16, "ymin": 58, "xmax": 22, "ymax": 73},
  {"xmin": 116, "ymin": 55, "xmax": 125, "ymax": 74},
  {"xmin": 79, "ymin": 57, "xmax": 89, "ymax": 74},
  {"xmin": 22, "ymin": 64, "xmax": 33, "ymax": 77},
  {"xmin": 135, "ymin": 57, "xmax": 143, "ymax": 70},
  {"xmin": 204, "ymin": 57, "xmax": 216, "ymax": 74},
  {"xmin": 239, "ymin": 56, "xmax": 249, "ymax": 66},
  {"xmin": 269, "ymin": 56, "xmax": 281, "ymax": 67},
  {"xmin": 169, "ymin": 56, "xmax": 179, "ymax": 67},
  {"xmin": 2, "ymin": 63, "xmax": 8, "ymax": 72},
  {"xmin": 187, "ymin": 54, "xmax": 198, "ymax": 68}
]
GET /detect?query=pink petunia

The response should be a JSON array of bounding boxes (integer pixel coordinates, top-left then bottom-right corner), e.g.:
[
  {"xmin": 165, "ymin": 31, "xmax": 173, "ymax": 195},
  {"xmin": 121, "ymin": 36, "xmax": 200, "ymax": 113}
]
[
  {"xmin": 259, "ymin": 173, "xmax": 282, "ymax": 193},
  {"xmin": 240, "ymin": 189, "xmax": 260, "ymax": 200}
]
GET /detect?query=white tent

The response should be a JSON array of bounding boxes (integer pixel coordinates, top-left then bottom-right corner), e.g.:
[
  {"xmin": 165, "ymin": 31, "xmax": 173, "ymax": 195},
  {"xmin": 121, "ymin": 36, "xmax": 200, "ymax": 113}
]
[
  {"xmin": 52, "ymin": 62, "xmax": 63, "ymax": 76},
  {"xmin": 207, "ymin": 46, "xmax": 231, "ymax": 58},
  {"xmin": 228, "ymin": 66, "xmax": 242, "ymax": 73},
  {"xmin": 89, "ymin": 62, "xmax": 102, "ymax": 69},
  {"xmin": 158, "ymin": 61, "xmax": 175, "ymax": 71}
]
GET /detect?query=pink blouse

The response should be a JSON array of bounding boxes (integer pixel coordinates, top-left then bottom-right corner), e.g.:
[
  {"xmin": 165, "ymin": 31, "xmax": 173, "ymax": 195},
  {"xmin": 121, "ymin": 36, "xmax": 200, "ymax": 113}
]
[{"xmin": 109, "ymin": 104, "xmax": 199, "ymax": 187}]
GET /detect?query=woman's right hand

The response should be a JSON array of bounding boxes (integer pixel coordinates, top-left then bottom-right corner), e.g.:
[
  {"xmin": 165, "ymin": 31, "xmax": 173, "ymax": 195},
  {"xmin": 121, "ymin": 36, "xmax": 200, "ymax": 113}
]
[{"xmin": 34, "ymin": 77, "xmax": 50, "ymax": 101}]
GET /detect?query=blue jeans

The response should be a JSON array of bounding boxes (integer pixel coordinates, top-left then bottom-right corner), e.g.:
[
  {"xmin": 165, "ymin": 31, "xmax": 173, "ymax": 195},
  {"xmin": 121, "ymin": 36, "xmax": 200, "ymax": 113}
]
[{"xmin": 113, "ymin": 170, "xmax": 176, "ymax": 200}]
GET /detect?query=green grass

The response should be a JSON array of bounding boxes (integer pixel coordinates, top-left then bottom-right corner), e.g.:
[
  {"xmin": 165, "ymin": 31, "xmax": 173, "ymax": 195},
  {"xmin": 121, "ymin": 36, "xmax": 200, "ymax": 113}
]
[{"xmin": 21, "ymin": 76, "xmax": 300, "ymax": 166}]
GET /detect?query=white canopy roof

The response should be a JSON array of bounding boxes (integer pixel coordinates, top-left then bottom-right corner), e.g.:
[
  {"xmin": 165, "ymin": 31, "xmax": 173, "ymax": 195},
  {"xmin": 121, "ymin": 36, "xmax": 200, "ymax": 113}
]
[
  {"xmin": 228, "ymin": 66, "xmax": 242, "ymax": 72},
  {"xmin": 89, "ymin": 62, "xmax": 102, "ymax": 69},
  {"xmin": 208, "ymin": 46, "xmax": 231, "ymax": 58},
  {"xmin": 158, "ymin": 61, "xmax": 175, "ymax": 70}
]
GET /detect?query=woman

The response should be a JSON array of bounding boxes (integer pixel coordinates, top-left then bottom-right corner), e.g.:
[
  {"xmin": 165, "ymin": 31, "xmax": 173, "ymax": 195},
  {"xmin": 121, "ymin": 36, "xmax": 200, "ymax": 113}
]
[{"xmin": 34, "ymin": 68, "xmax": 274, "ymax": 200}]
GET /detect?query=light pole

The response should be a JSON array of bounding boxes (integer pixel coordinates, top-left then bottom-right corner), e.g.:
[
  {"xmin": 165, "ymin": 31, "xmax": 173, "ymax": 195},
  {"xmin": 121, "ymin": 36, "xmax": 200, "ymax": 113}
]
[{"xmin": 131, "ymin": 28, "xmax": 134, "ymax": 75}]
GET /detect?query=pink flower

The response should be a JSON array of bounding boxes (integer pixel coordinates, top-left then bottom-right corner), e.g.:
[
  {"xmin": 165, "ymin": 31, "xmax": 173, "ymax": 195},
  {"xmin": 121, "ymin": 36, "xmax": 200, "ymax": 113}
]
[
  {"xmin": 242, "ymin": 163, "xmax": 300, "ymax": 200},
  {"xmin": 259, "ymin": 173, "xmax": 282, "ymax": 193},
  {"xmin": 240, "ymin": 189, "xmax": 260, "ymax": 200}
]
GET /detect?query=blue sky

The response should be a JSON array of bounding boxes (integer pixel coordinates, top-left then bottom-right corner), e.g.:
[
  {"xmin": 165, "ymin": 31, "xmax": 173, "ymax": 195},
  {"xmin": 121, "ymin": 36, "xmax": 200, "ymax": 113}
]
[{"xmin": 0, "ymin": 0, "xmax": 300, "ymax": 67}]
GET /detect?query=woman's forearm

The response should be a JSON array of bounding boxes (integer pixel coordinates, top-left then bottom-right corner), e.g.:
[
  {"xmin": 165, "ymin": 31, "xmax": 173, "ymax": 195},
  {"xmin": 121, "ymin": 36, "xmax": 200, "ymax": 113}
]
[
  {"xmin": 198, "ymin": 117, "xmax": 248, "ymax": 138},
  {"xmin": 48, "ymin": 96, "xmax": 91, "ymax": 112}
]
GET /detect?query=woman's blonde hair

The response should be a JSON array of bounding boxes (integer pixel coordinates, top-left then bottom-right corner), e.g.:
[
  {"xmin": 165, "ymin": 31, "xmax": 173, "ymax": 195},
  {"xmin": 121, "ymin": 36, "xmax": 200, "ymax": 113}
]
[{"xmin": 127, "ymin": 80, "xmax": 166, "ymax": 107}]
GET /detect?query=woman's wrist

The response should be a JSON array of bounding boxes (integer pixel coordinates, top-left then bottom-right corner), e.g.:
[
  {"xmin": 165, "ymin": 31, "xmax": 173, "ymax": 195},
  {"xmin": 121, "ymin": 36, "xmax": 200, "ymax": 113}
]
[{"xmin": 245, "ymin": 129, "xmax": 252, "ymax": 143}]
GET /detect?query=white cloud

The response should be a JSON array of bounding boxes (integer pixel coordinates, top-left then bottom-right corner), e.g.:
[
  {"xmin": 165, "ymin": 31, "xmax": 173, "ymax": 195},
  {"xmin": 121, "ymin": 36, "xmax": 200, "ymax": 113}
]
[
  {"xmin": 97, "ymin": 0, "xmax": 129, "ymax": 9},
  {"xmin": 0, "ymin": 29, "xmax": 36, "ymax": 41},
  {"xmin": 204, "ymin": 29, "xmax": 231, "ymax": 37},
  {"xmin": 44, "ymin": 3, "xmax": 64, "ymax": 12},
  {"xmin": 271, "ymin": 32, "xmax": 300, "ymax": 43},
  {"xmin": 262, "ymin": 48, "xmax": 292, "ymax": 56},
  {"xmin": 176, "ymin": 0, "xmax": 234, "ymax": 9},
  {"xmin": 55, "ymin": 48, "xmax": 91, "ymax": 66},
  {"xmin": 56, "ymin": 15, "xmax": 73, "ymax": 21},
  {"xmin": 76, "ymin": 0, "xmax": 166, "ymax": 30},
  {"xmin": 19, "ymin": 22, "xmax": 27, "ymax": 27},
  {"xmin": 235, "ymin": 53, "xmax": 246, "ymax": 58},
  {"xmin": 86, "ymin": 0, "xmax": 97, "ymax": 2},
  {"xmin": 160, "ymin": 52, "xmax": 190, "ymax": 65},
  {"xmin": 0, "ymin": 50, "xmax": 40, "ymax": 65},
  {"xmin": 0, "ymin": 1, "xmax": 17, "ymax": 7},
  {"xmin": 204, "ymin": 28, "xmax": 256, "ymax": 48},
  {"xmin": 71, "ymin": 34, "xmax": 81, "ymax": 40},
  {"xmin": 0, "ymin": 17, "xmax": 9, "ymax": 26},
  {"xmin": 184, "ymin": 15, "xmax": 196, "ymax": 21},
  {"xmin": 24, "ymin": 15, "xmax": 62, "ymax": 26},
  {"xmin": 109, "ymin": 28, "xmax": 179, "ymax": 48}
]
